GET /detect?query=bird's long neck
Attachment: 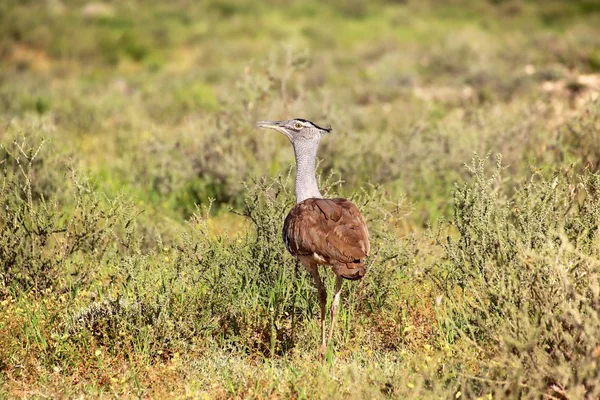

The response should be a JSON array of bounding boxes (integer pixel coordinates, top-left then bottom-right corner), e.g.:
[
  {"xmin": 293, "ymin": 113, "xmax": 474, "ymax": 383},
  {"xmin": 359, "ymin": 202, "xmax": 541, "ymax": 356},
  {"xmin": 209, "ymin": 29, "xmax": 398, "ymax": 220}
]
[{"xmin": 292, "ymin": 140, "xmax": 322, "ymax": 203}]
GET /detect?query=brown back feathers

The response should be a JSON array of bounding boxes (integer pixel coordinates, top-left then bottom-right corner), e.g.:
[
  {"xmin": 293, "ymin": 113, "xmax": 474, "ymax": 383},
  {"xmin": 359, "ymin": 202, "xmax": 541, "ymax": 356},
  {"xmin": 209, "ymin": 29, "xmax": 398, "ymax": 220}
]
[{"xmin": 283, "ymin": 198, "xmax": 370, "ymax": 280}]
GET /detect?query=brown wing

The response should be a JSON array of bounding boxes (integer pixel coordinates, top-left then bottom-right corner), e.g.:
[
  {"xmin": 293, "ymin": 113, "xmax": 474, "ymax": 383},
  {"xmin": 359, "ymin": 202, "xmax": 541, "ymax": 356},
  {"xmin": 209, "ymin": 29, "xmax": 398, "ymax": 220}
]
[{"xmin": 283, "ymin": 198, "xmax": 370, "ymax": 280}]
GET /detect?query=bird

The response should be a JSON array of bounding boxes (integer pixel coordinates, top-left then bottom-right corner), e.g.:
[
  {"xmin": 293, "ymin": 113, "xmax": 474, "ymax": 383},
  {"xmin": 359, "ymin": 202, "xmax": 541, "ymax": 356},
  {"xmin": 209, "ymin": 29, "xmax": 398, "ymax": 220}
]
[{"xmin": 256, "ymin": 118, "xmax": 370, "ymax": 360}]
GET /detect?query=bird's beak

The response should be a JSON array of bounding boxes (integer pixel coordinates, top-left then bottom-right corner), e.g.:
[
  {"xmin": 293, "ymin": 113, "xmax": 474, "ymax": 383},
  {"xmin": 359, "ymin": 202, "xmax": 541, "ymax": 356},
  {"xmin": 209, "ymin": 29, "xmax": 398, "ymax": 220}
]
[{"xmin": 256, "ymin": 120, "xmax": 286, "ymax": 134}]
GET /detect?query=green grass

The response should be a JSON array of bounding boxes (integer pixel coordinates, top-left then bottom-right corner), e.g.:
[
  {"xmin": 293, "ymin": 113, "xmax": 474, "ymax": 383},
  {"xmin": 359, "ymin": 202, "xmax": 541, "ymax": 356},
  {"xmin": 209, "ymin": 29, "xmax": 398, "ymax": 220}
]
[{"xmin": 1, "ymin": 0, "xmax": 600, "ymax": 398}]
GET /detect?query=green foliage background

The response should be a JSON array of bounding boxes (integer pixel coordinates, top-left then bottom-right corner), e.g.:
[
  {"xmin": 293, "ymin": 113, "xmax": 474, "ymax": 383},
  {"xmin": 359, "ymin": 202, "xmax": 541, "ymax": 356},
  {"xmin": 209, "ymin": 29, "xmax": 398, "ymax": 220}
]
[{"xmin": 1, "ymin": 0, "xmax": 600, "ymax": 398}]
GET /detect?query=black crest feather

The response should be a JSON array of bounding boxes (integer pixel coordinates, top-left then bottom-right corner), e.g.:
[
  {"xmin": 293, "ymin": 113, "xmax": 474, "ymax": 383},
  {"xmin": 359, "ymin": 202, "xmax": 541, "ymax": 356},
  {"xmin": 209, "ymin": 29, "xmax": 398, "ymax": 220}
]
[{"xmin": 296, "ymin": 118, "xmax": 332, "ymax": 133}]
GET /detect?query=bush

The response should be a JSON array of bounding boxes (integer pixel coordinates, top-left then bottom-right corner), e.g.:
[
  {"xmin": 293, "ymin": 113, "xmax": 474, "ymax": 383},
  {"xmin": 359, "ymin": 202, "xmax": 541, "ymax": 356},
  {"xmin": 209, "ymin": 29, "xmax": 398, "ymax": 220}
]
[
  {"xmin": 434, "ymin": 153, "xmax": 600, "ymax": 398},
  {"xmin": 560, "ymin": 99, "xmax": 600, "ymax": 172},
  {"xmin": 0, "ymin": 137, "xmax": 136, "ymax": 294},
  {"xmin": 86, "ymin": 171, "xmax": 410, "ymax": 358}
]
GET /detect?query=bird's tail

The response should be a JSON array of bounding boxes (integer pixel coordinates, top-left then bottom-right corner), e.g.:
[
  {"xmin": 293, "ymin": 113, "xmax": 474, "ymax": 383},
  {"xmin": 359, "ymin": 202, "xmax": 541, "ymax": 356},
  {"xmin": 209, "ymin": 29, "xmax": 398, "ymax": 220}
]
[{"xmin": 332, "ymin": 261, "xmax": 366, "ymax": 281}]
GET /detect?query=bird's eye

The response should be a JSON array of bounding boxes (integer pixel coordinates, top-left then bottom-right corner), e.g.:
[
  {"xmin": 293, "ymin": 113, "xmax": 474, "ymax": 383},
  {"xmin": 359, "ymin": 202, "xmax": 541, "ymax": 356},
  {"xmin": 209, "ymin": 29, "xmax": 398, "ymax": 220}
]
[{"xmin": 294, "ymin": 122, "xmax": 303, "ymax": 129}]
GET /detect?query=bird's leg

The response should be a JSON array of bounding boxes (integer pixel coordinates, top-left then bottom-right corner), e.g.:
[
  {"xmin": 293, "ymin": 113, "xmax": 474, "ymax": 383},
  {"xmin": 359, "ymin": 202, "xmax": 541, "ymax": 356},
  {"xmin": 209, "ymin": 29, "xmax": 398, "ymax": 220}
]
[
  {"xmin": 327, "ymin": 276, "xmax": 343, "ymax": 345},
  {"xmin": 307, "ymin": 265, "xmax": 327, "ymax": 361}
]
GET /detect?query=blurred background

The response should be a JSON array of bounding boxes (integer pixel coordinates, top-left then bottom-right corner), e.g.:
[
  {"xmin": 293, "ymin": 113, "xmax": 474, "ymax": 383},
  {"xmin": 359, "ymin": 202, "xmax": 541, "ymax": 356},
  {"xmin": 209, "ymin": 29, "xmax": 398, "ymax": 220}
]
[{"xmin": 1, "ymin": 0, "xmax": 599, "ymax": 230}]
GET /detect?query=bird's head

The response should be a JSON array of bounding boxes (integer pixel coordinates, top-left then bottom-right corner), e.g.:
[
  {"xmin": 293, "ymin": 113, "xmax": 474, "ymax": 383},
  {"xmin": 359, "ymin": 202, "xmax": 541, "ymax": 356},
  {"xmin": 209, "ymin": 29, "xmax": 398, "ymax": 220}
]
[{"xmin": 256, "ymin": 118, "xmax": 332, "ymax": 144}]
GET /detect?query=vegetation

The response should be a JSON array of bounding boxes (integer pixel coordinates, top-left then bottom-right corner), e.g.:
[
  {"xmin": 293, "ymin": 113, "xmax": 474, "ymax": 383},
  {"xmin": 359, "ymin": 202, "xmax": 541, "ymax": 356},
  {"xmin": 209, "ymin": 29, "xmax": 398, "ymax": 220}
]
[{"xmin": 1, "ymin": 0, "xmax": 600, "ymax": 398}]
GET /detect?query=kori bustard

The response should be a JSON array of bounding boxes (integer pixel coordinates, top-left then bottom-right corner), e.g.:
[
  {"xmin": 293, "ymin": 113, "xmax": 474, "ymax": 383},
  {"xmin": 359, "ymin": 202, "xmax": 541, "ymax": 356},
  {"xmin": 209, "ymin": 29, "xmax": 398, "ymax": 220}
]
[{"xmin": 256, "ymin": 118, "xmax": 370, "ymax": 360}]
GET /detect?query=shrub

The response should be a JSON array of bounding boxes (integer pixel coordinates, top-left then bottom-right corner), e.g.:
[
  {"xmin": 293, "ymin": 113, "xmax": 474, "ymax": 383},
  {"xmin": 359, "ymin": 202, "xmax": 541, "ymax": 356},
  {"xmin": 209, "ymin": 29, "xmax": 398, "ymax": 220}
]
[
  {"xmin": 560, "ymin": 99, "xmax": 600, "ymax": 172},
  {"xmin": 434, "ymin": 153, "xmax": 600, "ymax": 398},
  {"xmin": 0, "ymin": 137, "xmax": 136, "ymax": 294}
]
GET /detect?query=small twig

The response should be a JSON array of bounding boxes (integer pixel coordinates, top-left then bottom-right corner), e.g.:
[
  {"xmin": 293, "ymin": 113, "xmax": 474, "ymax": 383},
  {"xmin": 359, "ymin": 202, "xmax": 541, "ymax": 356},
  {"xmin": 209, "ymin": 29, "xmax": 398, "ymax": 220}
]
[
  {"xmin": 456, "ymin": 372, "xmax": 510, "ymax": 385},
  {"xmin": 359, "ymin": 246, "xmax": 382, "ymax": 287}
]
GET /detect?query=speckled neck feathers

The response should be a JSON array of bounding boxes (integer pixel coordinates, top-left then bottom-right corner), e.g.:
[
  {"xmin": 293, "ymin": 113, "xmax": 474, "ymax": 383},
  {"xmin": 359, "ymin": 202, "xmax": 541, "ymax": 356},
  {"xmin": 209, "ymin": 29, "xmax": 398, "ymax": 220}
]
[{"xmin": 292, "ymin": 139, "xmax": 322, "ymax": 203}]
